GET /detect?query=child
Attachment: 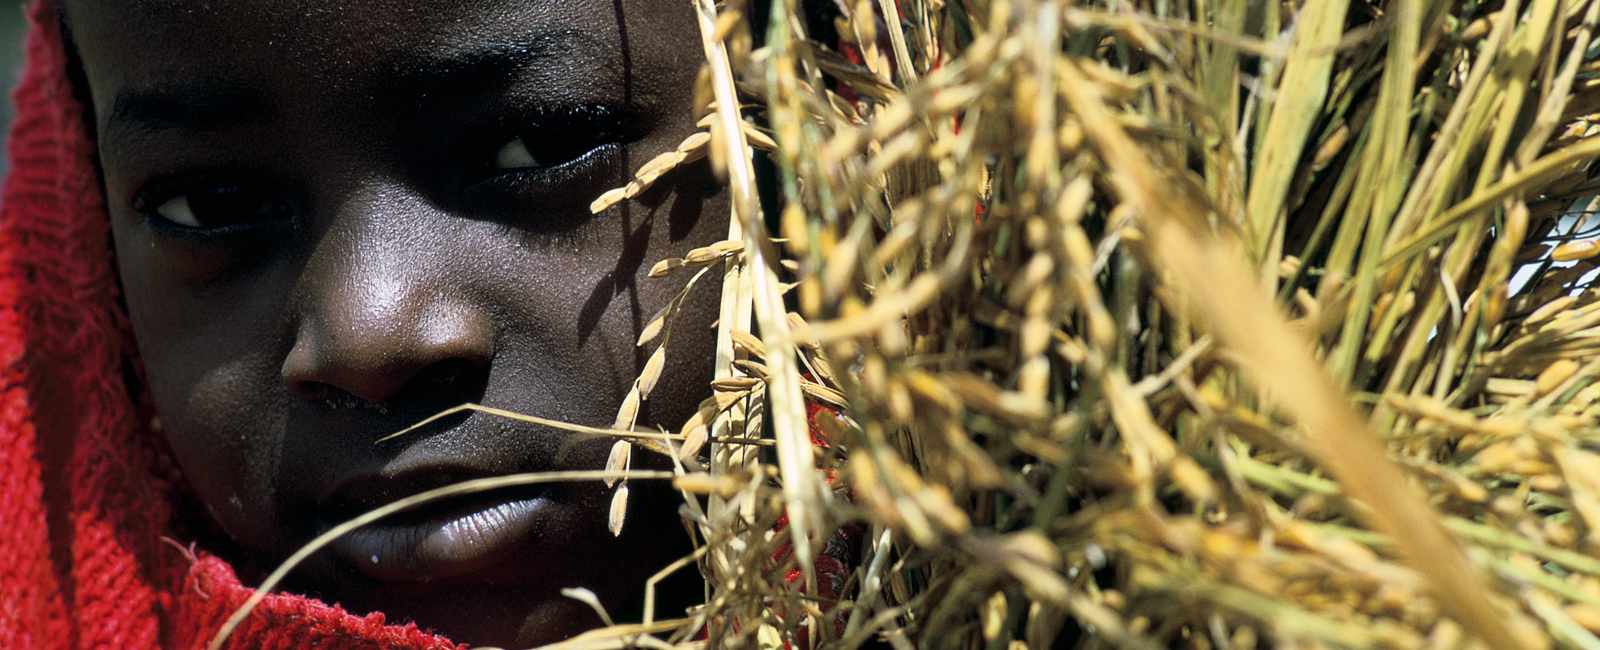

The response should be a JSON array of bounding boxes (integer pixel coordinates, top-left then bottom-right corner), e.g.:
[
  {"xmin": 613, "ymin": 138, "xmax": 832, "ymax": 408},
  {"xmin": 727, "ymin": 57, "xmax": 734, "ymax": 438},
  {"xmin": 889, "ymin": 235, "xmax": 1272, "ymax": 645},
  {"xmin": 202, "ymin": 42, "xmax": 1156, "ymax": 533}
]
[{"xmin": 0, "ymin": 0, "xmax": 738, "ymax": 647}]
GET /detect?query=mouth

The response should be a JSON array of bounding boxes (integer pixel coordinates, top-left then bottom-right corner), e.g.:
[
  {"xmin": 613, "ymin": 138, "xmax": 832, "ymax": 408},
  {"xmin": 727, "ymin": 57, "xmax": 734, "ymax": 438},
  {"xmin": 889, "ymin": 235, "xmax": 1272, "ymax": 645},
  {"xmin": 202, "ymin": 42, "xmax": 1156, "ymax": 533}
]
[{"xmin": 322, "ymin": 482, "xmax": 555, "ymax": 583}]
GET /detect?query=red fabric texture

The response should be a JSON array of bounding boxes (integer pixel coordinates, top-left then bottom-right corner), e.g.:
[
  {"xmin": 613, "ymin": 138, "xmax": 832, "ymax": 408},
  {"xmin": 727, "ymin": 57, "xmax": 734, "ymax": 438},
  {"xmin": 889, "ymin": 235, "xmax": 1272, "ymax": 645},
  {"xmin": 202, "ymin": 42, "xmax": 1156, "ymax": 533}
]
[{"xmin": 0, "ymin": 5, "xmax": 462, "ymax": 648}]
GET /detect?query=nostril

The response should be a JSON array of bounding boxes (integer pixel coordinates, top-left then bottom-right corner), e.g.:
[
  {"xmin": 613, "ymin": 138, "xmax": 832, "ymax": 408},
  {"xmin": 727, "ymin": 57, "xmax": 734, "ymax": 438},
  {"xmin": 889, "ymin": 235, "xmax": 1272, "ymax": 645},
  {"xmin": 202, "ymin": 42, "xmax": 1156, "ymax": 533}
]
[
  {"xmin": 293, "ymin": 380, "xmax": 387, "ymax": 411},
  {"xmin": 315, "ymin": 385, "xmax": 391, "ymax": 412},
  {"xmin": 297, "ymin": 380, "xmax": 334, "ymax": 401},
  {"xmin": 417, "ymin": 358, "xmax": 475, "ymax": 390},
  {"xmin": 288, "ymin": 358, "xmax": 488, "ymax": 411},
  {"xmin": 404, "ymin": 358, "xmax": 489, "ymax": 404}
]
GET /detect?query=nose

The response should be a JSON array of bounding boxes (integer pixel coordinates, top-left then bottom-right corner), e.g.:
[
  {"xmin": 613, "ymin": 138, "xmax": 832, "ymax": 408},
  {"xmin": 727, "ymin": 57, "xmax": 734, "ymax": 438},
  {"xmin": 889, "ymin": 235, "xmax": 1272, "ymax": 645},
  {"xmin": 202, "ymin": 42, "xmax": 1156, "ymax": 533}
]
[{"xmin": 281, "ymin": 187, "xmax": 494, "ymax": 405}]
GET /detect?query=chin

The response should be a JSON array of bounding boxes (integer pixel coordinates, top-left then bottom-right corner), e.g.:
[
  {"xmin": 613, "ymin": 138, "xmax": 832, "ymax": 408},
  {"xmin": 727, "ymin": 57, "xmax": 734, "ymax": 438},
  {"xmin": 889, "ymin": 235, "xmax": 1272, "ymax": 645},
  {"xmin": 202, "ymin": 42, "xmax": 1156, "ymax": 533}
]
[{"xmin": 346, "ymin": 583, "xmax": 608, "ymax": 648}]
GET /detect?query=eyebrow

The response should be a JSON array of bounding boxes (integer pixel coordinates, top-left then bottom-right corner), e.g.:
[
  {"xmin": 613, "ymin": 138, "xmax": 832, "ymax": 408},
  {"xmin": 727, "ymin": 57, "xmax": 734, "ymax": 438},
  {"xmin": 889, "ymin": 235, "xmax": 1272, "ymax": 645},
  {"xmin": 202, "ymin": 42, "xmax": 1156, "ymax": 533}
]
[
  {"xmin": 379, "ymin": 30, "xmax": 607, "ymax": 99},
  {"xmin": 105, "ymin": 81, "xmax": 274, "ymax": 140},
  {"xmin": 97, "ymin": 30, "xmax": 612, "ymax": 154}
]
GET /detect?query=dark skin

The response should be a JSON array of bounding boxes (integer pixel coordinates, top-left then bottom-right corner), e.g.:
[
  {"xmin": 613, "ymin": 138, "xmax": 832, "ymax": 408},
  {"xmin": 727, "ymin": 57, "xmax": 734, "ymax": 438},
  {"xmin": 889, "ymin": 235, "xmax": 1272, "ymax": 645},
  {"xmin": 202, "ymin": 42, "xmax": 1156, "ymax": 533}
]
[{"xmin": 62, "ymin": 0, "xmax": 725, "ymax": 646}]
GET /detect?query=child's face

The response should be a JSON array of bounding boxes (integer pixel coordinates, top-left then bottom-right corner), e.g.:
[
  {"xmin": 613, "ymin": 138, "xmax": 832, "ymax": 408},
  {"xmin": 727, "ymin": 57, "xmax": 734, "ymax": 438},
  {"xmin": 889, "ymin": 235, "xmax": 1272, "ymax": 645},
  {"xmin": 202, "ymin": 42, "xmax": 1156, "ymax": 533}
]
[{"xmin": 63, "ymin": 0, "xmax": 723, "ymax": 645}]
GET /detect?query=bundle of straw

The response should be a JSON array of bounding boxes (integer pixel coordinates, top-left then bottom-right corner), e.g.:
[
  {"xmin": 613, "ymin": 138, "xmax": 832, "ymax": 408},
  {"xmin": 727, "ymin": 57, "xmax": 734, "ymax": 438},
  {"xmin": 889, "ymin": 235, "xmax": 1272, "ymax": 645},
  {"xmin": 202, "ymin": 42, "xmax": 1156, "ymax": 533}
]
[{"xmin": 602, "ymin": 0, "xmax": 1600, "ymax": 645}]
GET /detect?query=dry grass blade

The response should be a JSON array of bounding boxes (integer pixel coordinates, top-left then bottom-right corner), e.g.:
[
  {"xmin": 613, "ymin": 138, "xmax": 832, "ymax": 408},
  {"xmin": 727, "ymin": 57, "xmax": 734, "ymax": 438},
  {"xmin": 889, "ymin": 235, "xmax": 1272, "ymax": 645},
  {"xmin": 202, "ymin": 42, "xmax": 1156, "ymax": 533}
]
[
  {"xmin": 531, "ymin": 619, "xmax": 697, "ymax": 650},
  {"xmin": 375, "ymin": 402, "xmax": 680, "ymax": 452},
  {"xmin": 562, "ymin": 587, "xmax": 618, "ymax": 628},
  {"xmin": 1243, "ymin": 0, "xmax": 1350, "ymax": 260},
  {"xmin": 1382, "ymin": 135, "xmax": 1600, "ymax": 266},
  {"xmin": 695, "ymin": 0, "xmax": 824, "ymax": 603}
]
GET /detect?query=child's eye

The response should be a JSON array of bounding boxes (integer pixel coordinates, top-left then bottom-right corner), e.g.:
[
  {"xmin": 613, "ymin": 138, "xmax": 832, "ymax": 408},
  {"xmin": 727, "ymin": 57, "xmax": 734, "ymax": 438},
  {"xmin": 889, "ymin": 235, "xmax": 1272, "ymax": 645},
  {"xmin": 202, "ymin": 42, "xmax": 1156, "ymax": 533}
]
[
  {"xmin": 464, "ymin": 106, "xmax": 642, "ymax": 220},
  {"xmin": 144, "ymin": 185, "xmax": 294, "ymax": 230},
  {"xmin": 493, "ymin": 137, "xmax": 543, "ymax": 170},
  {"xmin": 479, "ymin": 105, "xmax": 639, "ymax": 177},
  {"xmin": 487, "ymin": 130, "xmax": 610, "ymax": 173},
  {"xmin": 496, "ymin": 137, "xmax": 540, "ymax": 170}
]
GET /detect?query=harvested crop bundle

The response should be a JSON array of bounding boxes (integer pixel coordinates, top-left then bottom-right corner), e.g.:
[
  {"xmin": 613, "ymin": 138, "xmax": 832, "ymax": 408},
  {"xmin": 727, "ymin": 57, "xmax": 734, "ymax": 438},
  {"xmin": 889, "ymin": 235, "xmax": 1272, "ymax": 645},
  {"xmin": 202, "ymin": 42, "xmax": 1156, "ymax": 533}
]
[{"xmin": 629, "ymin": 0, "xmax": 1600, "ymax": 648}]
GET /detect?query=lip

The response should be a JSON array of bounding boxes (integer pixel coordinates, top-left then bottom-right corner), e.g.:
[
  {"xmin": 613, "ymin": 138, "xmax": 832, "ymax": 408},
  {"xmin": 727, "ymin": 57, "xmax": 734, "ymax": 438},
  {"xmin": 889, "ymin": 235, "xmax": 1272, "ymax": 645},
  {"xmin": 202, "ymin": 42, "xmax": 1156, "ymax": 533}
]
[{"xmin": 323, "ymin": 482, "xmax": 554, "ymax": 583}]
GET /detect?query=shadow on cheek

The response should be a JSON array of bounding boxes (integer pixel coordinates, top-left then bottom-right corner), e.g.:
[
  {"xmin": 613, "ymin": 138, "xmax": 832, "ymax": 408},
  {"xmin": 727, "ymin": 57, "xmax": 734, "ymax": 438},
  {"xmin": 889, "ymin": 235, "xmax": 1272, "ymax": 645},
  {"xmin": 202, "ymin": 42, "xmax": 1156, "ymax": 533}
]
[
  {"xmin": 666, "ymin": 172, "xmax": 709, "ymax": 242},
  {"xmin": 576, "ymin": 210, "xmax": 653, "ymax": 343}
]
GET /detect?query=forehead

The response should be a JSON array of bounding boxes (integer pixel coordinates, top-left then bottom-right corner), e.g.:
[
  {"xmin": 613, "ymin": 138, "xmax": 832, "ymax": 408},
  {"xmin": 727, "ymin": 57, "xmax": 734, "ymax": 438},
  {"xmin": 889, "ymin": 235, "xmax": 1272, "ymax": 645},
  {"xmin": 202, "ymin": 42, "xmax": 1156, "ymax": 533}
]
[
  {"xmin": 60, "ymin": 0, "xmax": 695, "ymax": 134},
  {"xmin": 62, "ymin": 0, "xmax": 634, "ymax": 68}
]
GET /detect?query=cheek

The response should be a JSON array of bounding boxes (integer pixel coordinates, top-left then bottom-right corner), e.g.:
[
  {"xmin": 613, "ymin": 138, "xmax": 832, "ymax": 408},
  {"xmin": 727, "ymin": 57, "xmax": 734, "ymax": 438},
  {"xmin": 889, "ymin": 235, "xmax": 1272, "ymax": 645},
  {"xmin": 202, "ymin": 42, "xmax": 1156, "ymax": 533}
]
[
  {"xmin": 163, "ymin": 361, "xmax": 295, "ymax": 549},
  {"xmin": 624, "ymin": 179, "xmax": 730, "ymax": 428},
  {"xmin": 112, "ymin": 216, "xmax": 297, "ymax": 534},
  {"xmin": 511, "ymin": 216, "xmax": 721, "ymax": 427}
]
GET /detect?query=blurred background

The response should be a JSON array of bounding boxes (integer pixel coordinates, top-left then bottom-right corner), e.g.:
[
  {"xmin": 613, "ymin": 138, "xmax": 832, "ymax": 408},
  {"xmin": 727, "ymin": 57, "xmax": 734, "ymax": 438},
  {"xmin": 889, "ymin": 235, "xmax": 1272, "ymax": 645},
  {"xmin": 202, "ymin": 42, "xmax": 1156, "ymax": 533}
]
[{"xmin": 0, "ymin": 5, "xmax": 39, "ymax": 179}]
